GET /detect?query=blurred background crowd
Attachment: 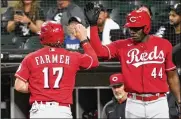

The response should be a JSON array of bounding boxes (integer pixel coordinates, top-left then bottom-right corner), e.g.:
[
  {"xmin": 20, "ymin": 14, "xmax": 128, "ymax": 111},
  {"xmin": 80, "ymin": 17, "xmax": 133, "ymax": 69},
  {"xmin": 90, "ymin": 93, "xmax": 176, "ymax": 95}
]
[{"xmin": 1, "ymin": 0, "xmax": 180, "ymax": 50}]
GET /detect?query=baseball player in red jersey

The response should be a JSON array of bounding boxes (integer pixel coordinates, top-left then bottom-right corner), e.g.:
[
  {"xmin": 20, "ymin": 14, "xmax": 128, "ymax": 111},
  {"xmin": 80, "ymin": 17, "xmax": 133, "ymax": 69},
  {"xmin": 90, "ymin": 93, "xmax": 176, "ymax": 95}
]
[
  {"xmin": 14, "ymin": 21, "xmax": 99, "ymax": 118},
  {"xmin": 84, "ymin": 4, "xmax": 181, "ymax": 118}
]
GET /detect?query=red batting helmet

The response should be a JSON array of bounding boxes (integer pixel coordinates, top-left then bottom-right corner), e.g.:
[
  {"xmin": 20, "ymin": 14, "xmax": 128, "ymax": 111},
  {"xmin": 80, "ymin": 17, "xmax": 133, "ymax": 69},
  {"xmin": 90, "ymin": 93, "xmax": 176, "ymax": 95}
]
[
  {"xmin": 39, "ymin": 21, "xmax": 64, "ymax": 45},
  {"xmin": 124, "ymin": 10, "xmax": 151, "ymax": 34}
]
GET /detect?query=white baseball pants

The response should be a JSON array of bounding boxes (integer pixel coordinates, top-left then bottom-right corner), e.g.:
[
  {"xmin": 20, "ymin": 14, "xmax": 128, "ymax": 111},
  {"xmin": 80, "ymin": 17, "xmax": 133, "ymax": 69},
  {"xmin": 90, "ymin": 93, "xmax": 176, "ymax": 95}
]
[
  {"xmin": 125, "ymin": 96, "xmax": 169, "ymax": 118},
  {"xmin": 29, "ymin": 101, "xmax": 73, "ymax": 118}
]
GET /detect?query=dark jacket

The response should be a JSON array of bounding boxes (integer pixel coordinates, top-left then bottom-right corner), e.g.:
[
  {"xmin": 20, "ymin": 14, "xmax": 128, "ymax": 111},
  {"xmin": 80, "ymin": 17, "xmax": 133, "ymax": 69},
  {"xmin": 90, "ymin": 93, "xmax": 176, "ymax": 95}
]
[
  {"xmin": 167, "ymin": 92, "xmax": 180, "ymax": 119},
  {"xmin": 155, "ymin": 22, "xmax": 181, "ymax": 46},
  {"xmin": 46, "ymin": 3, "xmax": 86, "ymax": 35},
  {"xmin": 101, "ymin": 97, "xmax": 126, "ymax": 119}
]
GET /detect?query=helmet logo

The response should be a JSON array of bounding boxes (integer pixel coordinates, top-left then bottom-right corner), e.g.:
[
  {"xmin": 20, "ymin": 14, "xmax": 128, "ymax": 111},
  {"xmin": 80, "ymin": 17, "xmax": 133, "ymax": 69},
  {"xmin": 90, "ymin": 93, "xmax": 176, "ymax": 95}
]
[
  {"xmin": 53, "ymin": 28, "xmax": 60, "ymax": 32},
  {"xmin": 112, "ymin": 77, "xmax": 118, "ymax": 81},
  {"xmin": 129, "ymin": 16, "xmax": 136, "ymax": 22}
]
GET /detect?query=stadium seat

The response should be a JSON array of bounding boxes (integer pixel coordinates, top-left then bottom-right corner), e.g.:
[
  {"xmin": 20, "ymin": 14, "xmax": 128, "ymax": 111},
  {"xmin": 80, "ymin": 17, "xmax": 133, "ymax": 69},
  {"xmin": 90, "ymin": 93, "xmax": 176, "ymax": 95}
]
[
  {"xmin": 23, "ymin": 36, "xmax": 43, "ymax": 50},
  {"xmin": 1, "ymin": 34, "xmax": 22, "ymax": 49},
  {"xmin": 1, "ymin": 13, "xmax": 9, "ymax": 35}
]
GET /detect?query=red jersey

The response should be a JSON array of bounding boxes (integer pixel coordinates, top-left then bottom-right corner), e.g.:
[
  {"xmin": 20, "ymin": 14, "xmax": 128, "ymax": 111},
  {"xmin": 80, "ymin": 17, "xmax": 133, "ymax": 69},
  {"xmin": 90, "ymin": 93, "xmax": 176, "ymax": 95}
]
[
  {"xmin": 15, "ymin": 44, "xmax": 99, "ymax": 104},
  {"xmin": 90, "ymin": 26, "xmax": 176, "ymax": 93}
]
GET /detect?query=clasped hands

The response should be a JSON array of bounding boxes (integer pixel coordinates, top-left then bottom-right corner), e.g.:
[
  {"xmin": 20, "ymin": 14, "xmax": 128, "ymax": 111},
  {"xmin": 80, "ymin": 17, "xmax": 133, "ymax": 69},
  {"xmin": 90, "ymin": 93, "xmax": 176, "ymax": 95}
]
[{"xmin": 14, "ymin": 14, "xmax": 31, "ymax": 24}]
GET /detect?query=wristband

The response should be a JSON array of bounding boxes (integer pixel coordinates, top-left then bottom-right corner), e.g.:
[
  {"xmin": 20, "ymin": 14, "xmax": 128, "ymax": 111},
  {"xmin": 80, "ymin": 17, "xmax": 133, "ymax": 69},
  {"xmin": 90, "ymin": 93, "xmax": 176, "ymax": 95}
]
[{"xmin": 80, "ymin": 39, "xmax": 89, "ymax": 46}]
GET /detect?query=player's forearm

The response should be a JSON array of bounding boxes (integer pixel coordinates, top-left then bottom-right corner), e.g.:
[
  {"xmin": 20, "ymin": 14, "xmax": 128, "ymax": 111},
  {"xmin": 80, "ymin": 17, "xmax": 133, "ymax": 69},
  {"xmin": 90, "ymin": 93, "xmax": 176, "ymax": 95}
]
[
  {"xmin": 167, "ymin": 72, "xmax": 181, "ymax": 103},
  {"xmin": 15, "ymin": 82, "xmax": 29, "ymax": 93},
  {"xmin": 90, "ymin": 26, "xmax": 109, "ymax": 58},
  {"xmin": 82, "ymin": 41, "xmax": 99, "ymax": 67},
  {"xmin": 21, "ymin": 82, "xmax": 29, "ymax": 93},
  {"xmin": 15, "ymin": 79, "xmax": 29, "ymax": 93}
]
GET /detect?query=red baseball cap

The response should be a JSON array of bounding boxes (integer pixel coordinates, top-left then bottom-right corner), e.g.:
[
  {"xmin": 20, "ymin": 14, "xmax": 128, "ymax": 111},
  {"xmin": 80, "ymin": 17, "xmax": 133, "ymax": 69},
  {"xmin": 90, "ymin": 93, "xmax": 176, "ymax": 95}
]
[{"xmin": 109, "ymin": 73, "xmax": 124, "ymax": 86}]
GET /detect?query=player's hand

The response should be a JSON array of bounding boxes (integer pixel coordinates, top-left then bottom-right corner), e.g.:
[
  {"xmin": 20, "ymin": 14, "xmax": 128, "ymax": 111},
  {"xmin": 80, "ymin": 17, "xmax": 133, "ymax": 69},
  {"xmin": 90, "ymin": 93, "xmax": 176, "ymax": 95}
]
[
  {"xmin": 84, "ymin": 2, "xmax": 101, "ymax": 26},
  {"xmin": 74, "ymin": 24, "xmax": 87, "ymax": 41},
  {"xmin": 67, "ymin": 23, "xmax": 77, "ymax": 37}
]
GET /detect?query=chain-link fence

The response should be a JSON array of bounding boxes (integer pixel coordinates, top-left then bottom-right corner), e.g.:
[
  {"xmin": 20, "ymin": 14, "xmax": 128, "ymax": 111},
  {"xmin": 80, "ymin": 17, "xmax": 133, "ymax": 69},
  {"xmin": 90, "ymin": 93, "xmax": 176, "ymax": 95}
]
[{"xmin": 1, "ymin": 0, "xmax": 180, "ymax": 49}]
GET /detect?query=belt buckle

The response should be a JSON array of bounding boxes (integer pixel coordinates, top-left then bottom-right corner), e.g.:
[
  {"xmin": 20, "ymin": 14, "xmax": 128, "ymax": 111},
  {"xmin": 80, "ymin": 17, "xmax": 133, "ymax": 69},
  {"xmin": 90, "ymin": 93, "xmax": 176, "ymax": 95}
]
[
  {"xmin": 131, "ymin": 93, "xmax": 136, "ymax": 100},
  {"xmin": 141, "ymin": 95, "xmax": 144, "ymax": 101},
  {"xmin": 155, "ymin": 93, "xmax": 160, "ymax": 97}
]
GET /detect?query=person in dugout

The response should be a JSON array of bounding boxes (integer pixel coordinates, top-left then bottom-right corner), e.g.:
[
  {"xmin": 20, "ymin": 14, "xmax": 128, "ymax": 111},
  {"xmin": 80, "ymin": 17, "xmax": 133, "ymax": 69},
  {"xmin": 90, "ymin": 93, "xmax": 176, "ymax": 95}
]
[{"xmin": 101, "ymin": 73, "xmax": 127, "ymax": 119}]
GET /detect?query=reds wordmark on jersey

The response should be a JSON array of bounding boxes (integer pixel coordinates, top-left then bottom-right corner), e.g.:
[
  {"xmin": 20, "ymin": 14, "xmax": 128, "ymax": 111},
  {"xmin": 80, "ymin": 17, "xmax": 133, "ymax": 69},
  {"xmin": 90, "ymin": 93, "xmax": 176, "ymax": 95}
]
[
  {"xmin": 126, "ymin": 46, "xmax": 165, "ymax": 68},
  {"xmin": 107, "ymin": 36, "xmax": 175, "ymax": 93}
]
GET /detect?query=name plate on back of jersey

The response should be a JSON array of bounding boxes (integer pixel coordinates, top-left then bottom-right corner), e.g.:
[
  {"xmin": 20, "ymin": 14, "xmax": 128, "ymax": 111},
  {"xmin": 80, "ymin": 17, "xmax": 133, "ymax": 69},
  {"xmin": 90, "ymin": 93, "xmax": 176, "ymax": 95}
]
[{"xmin": 35, "ymin": 54, "xmax": 70, "ymax": 65}]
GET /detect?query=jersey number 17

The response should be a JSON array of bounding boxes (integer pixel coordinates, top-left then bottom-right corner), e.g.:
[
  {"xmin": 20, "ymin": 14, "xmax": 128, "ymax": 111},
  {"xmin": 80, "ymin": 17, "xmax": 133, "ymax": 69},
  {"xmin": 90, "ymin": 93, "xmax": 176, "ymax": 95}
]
[{"xmin": 42, "ymin": 67, "xmax": 64, "ymax": 88}]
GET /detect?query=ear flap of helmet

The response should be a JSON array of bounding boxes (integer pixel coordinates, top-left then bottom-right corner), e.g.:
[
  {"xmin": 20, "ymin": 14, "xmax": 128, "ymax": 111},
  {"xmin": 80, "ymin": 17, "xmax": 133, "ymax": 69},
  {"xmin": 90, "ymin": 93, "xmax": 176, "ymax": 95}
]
[
  {"xmin": 144, "ymin": 25, "xmax": 150, "ymax": 34},
  {"xmin": 143, "ymin": 13, "xmax": 151, "ymax": 34}
]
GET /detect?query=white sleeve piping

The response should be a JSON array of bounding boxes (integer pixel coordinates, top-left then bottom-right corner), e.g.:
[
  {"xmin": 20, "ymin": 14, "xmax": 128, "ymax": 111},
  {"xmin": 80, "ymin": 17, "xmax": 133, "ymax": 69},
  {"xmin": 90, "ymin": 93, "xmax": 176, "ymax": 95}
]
[
  {"xmin": 104, "ymin": 45, "xmax": 111, "ymax": 59},
  {"xmin": 165, "ymin": 66, "xmax": 176, "ymax": 71},
  {"xmin": 84, "ymin": 54, "xmax": 93, "ymax": 70},
  {"xmin": 15, "ymin": 74, "xmax": 27, "ymax": 82}
]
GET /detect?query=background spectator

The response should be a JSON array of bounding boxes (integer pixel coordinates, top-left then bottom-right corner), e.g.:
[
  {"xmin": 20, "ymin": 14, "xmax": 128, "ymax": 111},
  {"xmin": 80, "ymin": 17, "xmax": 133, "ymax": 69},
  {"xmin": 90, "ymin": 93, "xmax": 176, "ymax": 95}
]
[
  {"xmin": 46, "ymin": 0, "xmax": 86, "ymax": 35},
  {"xmin": 87, "ymin": 2, "xmax": 120, "ymax": 45},
  {"xmin": 64, "ymin": 16, "xmax": 82, "ymax": 50},
  {"xmin": 155, "ymin": 3, "xmax": 181, "ymax": 46},
  {"xmin": 101, "ymin": 73, "xmax": 127, "ymax": 119},
  {"xmin": 5, "ymin": 0, "xmax": 45, "ymax": 49},
  {"xmin": 136, "ymin": 4, "xmax": 159, "ymax": 34}
]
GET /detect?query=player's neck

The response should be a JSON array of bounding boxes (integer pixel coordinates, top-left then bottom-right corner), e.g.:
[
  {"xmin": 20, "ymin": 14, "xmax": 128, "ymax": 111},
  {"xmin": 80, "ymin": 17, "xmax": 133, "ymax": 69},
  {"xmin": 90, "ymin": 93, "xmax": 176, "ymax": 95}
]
[{"xmin": 141, "ymin": 35, "xmax": 149, "ymax": 42}]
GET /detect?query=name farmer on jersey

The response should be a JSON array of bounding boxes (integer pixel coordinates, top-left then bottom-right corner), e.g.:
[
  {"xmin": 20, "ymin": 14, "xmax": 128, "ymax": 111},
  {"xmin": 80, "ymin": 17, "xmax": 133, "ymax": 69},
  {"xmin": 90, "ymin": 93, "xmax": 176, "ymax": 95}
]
[{"xmin": 35, "ymin": 54, "xmax": 70, "ymax": 65}]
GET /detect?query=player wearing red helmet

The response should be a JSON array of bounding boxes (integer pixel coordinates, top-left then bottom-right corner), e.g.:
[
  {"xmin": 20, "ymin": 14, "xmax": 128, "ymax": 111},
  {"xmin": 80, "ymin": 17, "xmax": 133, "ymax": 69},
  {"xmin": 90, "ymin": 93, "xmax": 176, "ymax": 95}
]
[
  {"xmin": 14, "ymin": 21, "xmax": 99, "ymax": 118},
  {"xmin": 84, "ymin": 5, "xmax": 181, "ymax": 118},
  {"xmin": 124, "ymin": 9, "xmax": 151, "ymax": 35},
  {"xmin": 39, "ymin": 21, "xmax": 65, "ymax": 45}
]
